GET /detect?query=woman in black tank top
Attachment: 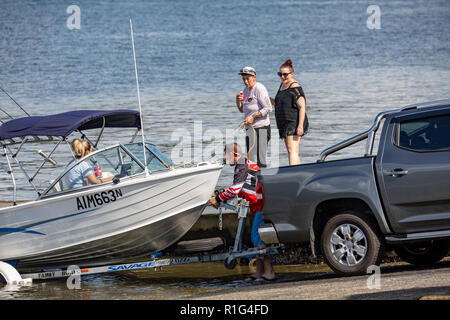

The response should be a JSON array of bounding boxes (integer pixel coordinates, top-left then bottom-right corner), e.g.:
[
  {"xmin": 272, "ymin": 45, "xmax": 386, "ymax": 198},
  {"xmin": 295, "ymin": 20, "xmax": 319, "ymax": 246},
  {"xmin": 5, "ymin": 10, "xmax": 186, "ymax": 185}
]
[{"xmin": 272, "ymin": 59, "xmax": 308, "ymax": 165}]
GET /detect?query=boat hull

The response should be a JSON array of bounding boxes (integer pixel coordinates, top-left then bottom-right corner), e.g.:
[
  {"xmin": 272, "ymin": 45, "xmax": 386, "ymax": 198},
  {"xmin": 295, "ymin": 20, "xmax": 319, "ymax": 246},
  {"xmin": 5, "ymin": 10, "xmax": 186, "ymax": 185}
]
[{"xmin": 0, "ymin": 163, "xmax": 222, "ymax": 272}]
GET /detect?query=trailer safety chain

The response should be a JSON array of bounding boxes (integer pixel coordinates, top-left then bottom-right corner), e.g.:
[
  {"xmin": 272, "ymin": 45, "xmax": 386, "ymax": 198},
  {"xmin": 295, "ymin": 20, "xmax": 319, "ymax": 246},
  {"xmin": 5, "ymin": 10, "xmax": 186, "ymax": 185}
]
[{"xmin": 218, "ymin": 207, "xmax": 223, "ymax": 231}]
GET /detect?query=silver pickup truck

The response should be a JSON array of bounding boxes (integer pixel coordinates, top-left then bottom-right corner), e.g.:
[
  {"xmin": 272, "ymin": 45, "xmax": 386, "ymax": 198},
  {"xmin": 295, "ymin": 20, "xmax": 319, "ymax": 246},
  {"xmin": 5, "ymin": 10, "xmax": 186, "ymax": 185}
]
[{"xmin": 258, "ymin": 99, "xmax": 450, "ymax": 275}]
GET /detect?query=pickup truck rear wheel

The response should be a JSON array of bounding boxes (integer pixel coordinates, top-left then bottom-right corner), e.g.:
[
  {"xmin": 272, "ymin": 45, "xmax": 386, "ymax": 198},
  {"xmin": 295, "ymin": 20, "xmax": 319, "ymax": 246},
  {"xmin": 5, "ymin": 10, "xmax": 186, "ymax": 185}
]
[
  {"xmin": 321, "ymin": 212, "xmax": 384, "ymax": 276},
  {"xmin": 394, "ymin": 240, "xmax": 449, "ymax": 266}
]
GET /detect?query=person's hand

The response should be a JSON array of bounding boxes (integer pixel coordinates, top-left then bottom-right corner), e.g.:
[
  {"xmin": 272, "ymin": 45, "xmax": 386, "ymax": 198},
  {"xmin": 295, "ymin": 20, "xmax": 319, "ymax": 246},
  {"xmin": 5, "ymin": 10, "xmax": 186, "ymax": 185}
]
[
  {"xmin": 236, "ymin": 93, "xmax": 244, "ymax": 112},
  {"xmin": 270, "ymin": 97, "xmax": 275, "ymax": 107},
  {"xmin": 208, "ymin": 196, "xmax": 219, "ymax": 209},
  {"xmin": 245, "ymin": 115, "xmax": 255, "ymax": 125},
  {"xmin": 297, "ymin": 126, "xmax": 304, "ymax": 137}
]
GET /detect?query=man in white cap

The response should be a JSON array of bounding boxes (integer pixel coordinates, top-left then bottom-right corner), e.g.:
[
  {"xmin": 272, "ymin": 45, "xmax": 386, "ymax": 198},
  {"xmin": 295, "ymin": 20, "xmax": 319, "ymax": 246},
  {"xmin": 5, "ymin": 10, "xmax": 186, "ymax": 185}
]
[{"xmin": 236, "ymin": 66, "xmax": 272, "ymax": 168}]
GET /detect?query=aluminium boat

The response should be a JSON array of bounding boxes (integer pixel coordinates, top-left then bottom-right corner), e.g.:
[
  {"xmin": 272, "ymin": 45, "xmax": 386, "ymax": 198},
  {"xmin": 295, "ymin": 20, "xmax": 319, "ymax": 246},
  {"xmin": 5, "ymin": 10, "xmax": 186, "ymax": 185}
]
[{"xmin": 0, "ymin": 109, "xmax": 222, "ymax": 272}]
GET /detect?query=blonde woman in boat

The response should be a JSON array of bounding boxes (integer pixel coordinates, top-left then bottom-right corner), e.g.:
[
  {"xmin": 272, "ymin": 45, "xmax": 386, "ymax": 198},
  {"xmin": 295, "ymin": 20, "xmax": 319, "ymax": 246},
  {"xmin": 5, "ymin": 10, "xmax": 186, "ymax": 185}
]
[{"xmin": 64, "ymin": 139, "xmax": 112, "ymax": 189}]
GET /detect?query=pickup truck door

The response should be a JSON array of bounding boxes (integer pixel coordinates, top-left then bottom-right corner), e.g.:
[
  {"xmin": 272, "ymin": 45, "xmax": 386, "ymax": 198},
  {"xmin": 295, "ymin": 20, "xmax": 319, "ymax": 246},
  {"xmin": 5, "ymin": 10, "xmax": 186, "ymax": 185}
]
[{"xmin": 377, "ymin": 111, "xmax": 450, "ymax": 234}]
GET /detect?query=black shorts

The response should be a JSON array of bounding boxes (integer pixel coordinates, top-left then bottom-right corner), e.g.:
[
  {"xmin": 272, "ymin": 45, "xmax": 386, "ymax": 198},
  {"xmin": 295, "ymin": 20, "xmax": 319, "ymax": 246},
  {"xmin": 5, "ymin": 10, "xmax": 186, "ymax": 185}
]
[{"xmin": 277, "ymin": 115, "xmax": 309, "ymax": 139}]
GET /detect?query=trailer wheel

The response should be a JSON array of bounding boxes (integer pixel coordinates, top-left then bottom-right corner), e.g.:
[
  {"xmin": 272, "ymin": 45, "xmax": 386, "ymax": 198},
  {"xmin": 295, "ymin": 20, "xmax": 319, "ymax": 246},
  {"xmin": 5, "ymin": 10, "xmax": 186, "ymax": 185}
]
[
  {"xmin": 320, "ymin": 212, "xmax": 384, "ymax": 276},
  {"xmin": 224, "ymin": 257, "xmax": 237, "ymax": 270},
  {"xmin": 394, "ymin": 240, "xmax": 449, "ymax": 266}
]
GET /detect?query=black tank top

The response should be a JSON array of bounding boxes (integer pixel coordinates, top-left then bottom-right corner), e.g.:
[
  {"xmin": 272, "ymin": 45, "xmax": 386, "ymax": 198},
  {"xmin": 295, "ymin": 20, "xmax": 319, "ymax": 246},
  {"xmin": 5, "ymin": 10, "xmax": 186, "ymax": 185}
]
[{"xmin": 274, "ymin": 82, "xmax": 309, "ymax": 133}]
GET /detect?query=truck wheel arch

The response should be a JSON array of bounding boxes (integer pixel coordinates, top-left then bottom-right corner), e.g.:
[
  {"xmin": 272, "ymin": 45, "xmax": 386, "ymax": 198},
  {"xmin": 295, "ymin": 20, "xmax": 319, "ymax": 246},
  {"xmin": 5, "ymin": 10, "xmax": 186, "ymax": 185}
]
[{"xmin": 310, "ymin": 198, "xmax": 382, "ymax": 257}]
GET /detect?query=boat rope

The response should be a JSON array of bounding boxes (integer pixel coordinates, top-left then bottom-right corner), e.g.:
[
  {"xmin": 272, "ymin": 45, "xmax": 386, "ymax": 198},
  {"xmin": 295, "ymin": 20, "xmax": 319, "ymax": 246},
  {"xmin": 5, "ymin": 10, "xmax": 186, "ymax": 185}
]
[
  {"xmin": 236, "ymin": 120, "xmax": 257, "ymax": 160},
  {"xmin": 173, "ymin": 120, "xmax": 256, "ymax": 168}
]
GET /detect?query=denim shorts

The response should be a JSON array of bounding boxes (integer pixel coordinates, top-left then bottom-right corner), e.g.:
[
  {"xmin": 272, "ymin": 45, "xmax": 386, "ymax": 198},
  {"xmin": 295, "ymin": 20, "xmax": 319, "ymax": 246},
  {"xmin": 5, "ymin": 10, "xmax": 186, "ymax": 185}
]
[{"xmin": 251, "ymin": 211, "xmax": 265, "ymax": 246}]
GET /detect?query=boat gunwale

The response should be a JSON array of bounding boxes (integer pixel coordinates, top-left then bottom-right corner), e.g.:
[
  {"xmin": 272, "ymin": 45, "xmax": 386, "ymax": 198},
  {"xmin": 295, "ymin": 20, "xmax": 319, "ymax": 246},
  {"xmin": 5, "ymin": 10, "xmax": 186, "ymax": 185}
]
[{"xmin": 0, "ymin": 161, "xmax": 223, "ymax": 214}]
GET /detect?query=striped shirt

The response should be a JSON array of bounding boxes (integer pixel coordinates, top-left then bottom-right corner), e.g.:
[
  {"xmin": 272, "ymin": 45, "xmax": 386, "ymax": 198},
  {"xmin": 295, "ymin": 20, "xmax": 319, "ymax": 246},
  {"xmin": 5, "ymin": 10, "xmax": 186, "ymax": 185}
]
[{"xmin": 215, "ymin": 158, "xmax": 262, "ymax": 213}]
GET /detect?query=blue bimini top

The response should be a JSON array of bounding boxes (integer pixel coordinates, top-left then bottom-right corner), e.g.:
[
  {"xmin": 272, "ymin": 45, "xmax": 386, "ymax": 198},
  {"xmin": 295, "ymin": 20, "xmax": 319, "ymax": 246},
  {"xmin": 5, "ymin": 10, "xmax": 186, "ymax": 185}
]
[{"xmin": 0, "ymin": 109, "xmax": 141, "ymax": 140}]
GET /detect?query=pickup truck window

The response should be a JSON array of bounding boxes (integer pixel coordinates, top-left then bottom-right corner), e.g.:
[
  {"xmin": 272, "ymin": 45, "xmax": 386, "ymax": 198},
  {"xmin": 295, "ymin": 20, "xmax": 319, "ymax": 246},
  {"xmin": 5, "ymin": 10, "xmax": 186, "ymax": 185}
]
[{"xmin": 396, "ymin": 113, "xmax": 450, "ymax": 151}]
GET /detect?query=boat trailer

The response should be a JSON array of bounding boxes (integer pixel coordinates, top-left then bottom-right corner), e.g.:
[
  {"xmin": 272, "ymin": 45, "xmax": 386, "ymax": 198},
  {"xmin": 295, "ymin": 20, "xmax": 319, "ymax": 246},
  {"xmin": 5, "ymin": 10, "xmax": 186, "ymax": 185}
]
[{"xmin": 0, "ymin": 199, "xmax": 281, "ymax": 284}]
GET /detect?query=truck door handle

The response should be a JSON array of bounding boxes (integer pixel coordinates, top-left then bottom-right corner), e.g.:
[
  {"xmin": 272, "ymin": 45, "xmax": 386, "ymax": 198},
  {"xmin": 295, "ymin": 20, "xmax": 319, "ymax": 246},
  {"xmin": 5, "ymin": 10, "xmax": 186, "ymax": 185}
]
[{"xmin": 384, "ymin": 169, "xmax": 408, "ymax": 176}]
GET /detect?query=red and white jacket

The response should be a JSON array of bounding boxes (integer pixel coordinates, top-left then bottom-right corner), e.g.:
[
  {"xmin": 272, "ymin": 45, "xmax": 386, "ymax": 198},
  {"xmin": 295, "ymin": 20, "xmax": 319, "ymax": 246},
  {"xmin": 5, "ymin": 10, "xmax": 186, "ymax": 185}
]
[{"xmin": 215, "ymin": 158, "xmax": 262, "ymax": 213}]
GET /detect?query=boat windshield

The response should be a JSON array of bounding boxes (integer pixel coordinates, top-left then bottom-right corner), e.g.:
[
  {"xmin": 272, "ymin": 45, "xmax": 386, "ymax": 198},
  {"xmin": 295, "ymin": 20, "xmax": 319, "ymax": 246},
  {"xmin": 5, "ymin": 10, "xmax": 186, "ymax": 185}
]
[
  {"xmin": 45, "ymin": 145, "xmax": 145, "ymax": 196},
  {"xmin": 124, "ymin": 143, "xmax": 174, "ymax": 171}
]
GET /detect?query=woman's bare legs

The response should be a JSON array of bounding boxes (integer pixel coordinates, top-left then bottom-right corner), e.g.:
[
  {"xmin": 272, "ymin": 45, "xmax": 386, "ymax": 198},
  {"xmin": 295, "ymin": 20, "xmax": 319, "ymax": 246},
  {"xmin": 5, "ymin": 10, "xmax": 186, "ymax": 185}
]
[{"xmin": 284, "ymin": 135, "xmax": 301, "ymax": 165}]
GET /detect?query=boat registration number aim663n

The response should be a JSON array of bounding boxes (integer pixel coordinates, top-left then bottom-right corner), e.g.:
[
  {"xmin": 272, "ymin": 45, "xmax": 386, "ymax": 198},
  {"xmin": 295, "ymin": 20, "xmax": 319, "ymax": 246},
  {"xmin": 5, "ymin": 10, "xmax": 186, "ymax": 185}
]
[{"xmin": 76, "ymin": 189, "xmax": 123, "ymax": 210}]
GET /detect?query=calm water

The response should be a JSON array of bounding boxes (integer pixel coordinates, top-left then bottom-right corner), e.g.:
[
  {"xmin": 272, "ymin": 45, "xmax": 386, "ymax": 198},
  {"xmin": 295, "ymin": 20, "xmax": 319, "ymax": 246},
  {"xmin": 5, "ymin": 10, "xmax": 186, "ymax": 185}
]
[{"xmin": 0, "ymin": 0, "xmax": 449, "ymax": 299}]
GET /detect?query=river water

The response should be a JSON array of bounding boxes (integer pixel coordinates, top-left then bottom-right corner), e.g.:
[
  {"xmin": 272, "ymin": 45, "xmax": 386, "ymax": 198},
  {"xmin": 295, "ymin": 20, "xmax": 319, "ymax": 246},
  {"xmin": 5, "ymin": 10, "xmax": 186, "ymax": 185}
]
[{"xmin": 0, "ymin": 0, "xmax": 449, "ymax": 299}]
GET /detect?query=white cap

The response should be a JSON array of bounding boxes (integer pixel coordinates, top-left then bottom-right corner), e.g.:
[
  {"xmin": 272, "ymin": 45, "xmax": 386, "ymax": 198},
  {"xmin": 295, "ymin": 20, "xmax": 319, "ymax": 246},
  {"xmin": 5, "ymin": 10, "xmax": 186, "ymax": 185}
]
[{"xmin": 238, "ymin": 66, "xmax": 256, "ymax": 76}]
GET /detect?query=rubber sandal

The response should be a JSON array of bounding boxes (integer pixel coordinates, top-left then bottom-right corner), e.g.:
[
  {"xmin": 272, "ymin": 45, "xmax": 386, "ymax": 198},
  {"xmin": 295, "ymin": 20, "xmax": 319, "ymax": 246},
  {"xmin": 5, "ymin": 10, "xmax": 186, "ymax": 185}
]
[
  {"xmin": 260, "ymin": 275, "xmax": 277, "ymax": 281},
  {"xmin": 244, "ymin": 275, "xmax": 260, "ymax": 282}
]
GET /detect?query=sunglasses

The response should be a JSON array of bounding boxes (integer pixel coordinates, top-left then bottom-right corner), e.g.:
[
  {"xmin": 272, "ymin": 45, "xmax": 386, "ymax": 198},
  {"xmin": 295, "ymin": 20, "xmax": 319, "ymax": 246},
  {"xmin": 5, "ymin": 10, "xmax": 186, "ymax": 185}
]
[
  {"xmin": 225, "ymin": 151, "xmax": 241, "ymax": 156},
  {"xmin": 278, "ymin": 72, "xmax": 292, "ymax": 77}
]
